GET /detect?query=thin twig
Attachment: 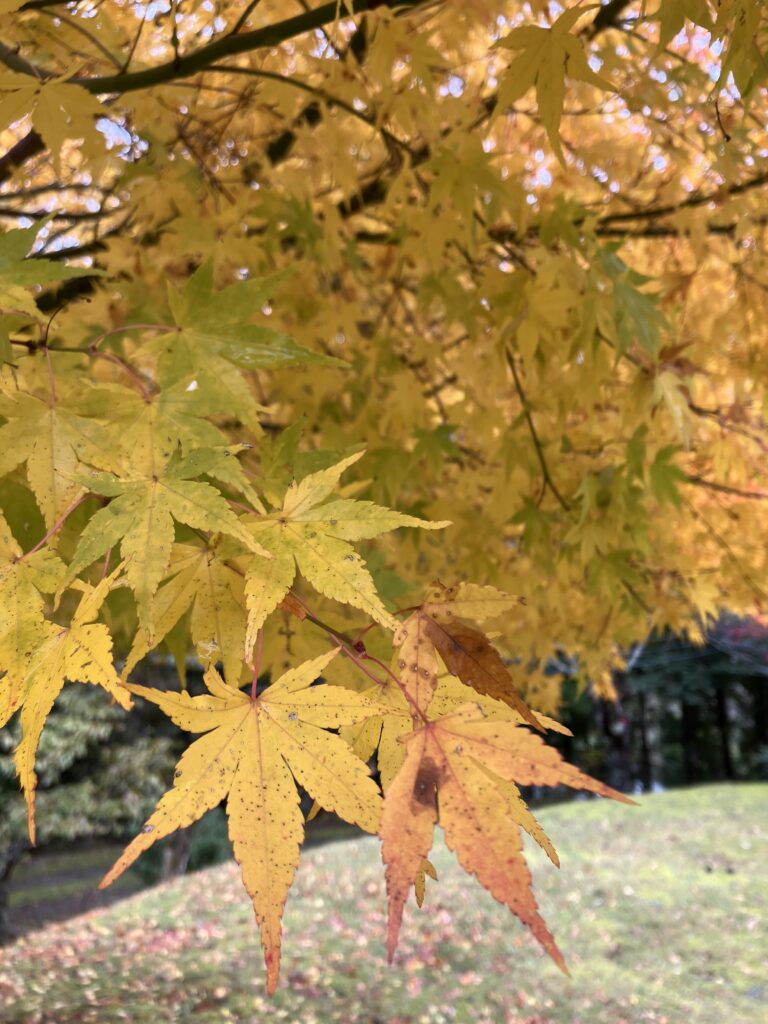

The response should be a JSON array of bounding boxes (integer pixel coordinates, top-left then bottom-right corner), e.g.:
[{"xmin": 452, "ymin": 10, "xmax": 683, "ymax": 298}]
[
  {"xmin": 205, "ymin": 64, "xmax": 412, "ymax": 156},
  {"xmin": 230, "ymin": 0, "xmax": 264, "ymax": 34},
  {"xmin": 505, "ymin": 347, "xmax": 571, "ymax": 511},
  {"xmin": 362, "ymin": 652, "xmax": 427, "ymax": 721},
  {"xmin": 36, "ymin": 8, "xmax": 123, "ymax": 69},
  {"xmin": 685, "ymin": 474, "xmax": 768, "ymax": 501},
  {"xmin": 120, "ymin": 9, "xmax": 148, "ymax": 73},
  {"xmin": 89, "ymin": 322, "xmax": 172, "ymax": 352},
  {"xmin": 21, "ymin": 493, "xmax": 88, "ymax": 559}
]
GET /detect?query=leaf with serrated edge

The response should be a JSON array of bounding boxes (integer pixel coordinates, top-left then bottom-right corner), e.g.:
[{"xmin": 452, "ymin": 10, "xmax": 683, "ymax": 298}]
[
  {"xmin": 422, "ymin": 616, "xmax": 542, "ymax": 730},
  {"xmin": 123, "ymin": 543, "xmax": 247, "ymax": 685},
  {"xmin": 12, "ymin": 568, "xmax": 132, "ymax": 842},
  {"xmin": 421, "ymin": 581, "xmax": 524, "ymax": 623},
  {"xmin": 429, "ymin": 671, "xmax": 571, "ymax": 735},
  {"xmin": 243, "ymin": 453, "xmax": 448, "ymax": 647},
  {"xmin": 100, "ymin": 649, "xmax": 387, "ymax": 993},
  {"xmin": 244, "ymin": 542, "xmax": 295, "ymax": 657},
  {"xmin": 393, "ymin": 612, "xmax": 439, "ymax": 713},
  {"xmin": 67, "ymin": 473, "xmax": 269, "ymax": 635},
  {"xmin": 0, "ymin": 512, "xmax": 66, "ymax": 726},
  {"xmin": 381, "ymin": 703, "xmax": 633, "ymax": 967}
]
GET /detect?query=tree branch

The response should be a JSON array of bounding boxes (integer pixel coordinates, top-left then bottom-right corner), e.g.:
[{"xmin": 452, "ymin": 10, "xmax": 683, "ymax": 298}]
[
  {"xmin": 206, "ymin": 64, "xmax": 412, "ymax": 156},
  {"xmin": 9, "ymin": 0, "xmax": 426, "ymax": 97},
  {"xmin": 0, "ymin": 131, "xmax": 45, "ymax": 185},
  {"xmin": 596, "ymin": 170, "xmax": 768, "ymax": 226},
  {"xmin": 231, "ymin": 0, "xmax": 266, "ymax": 36},
  {"xmin": 685, "ymin": 474, "xmax": 768, "ymax": 501},
  {"xmin": 505, "ymin": 347, "xmax": 571, "ymax": 512},
  {"xmin": 588, "ymin": 0, "xmax": 635, "ymax": 37},
  {"xmin": 0, "ymin": 39, "xmax": 50, "ymax": 78}
]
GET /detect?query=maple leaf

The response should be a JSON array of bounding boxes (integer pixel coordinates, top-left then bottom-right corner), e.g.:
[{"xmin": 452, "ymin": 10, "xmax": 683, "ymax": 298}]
[
  {"xmin": 392, "ymin": 610, "xmax": 441, "ymax": 713},
  {"xmin": 381, "ymin": 702, "xmax": 633, "ymax": 967},
  {"xmin": 66, "ymin": 447, "xmax": 269, "ymax": 633},
  {"xmin": 0, "ymin": 383, "xmax": 92, "ymax": 529},
  {"xmin": 421, "ymin": 580, "xmax": 525, "ymax": 622},
  {"xmin": 497, "ymin": 7, "xmax": 611, "ymax": 163},
  {"xmin": 0, "ymin": 510, "xmax": 66, "ymax": 727},
  {"xmin": 243, "ymin": 452, "xmax": 450, "ymax": 651},
  {"xmin": 0, "ymin": 76, "xmax": 105, "ymax": 173},
  {"xmin": 122, "ymin": 540, "xmax": 247, "ymax": 685},
  {"xmin": 395, "ymin": 582, "xmax": 541, "ymax": 729},
  {"xmin": 339, "ymin": 657, "xmax": 568, "ymax": 798},
  {"xmin": 0, "ymin": 222, "xmax": 100, "ymax": 326},
  {"xmin": 12, "ymin": 568, "xmax": 133, "ymax": 842},
  {"xmin": 69, "ymin": 381, "xmax": 265, "ymax": 499},
  {"xmin": 650, "ymin": 446, "xmax": 687, "ymax": 508},
  {"xmin": 99, "ymin": 649, "xmax": 386, "ymax": 993},
  {"xmin": 145, "ymin": 261, "xmax": 344, "ymax": 429}
]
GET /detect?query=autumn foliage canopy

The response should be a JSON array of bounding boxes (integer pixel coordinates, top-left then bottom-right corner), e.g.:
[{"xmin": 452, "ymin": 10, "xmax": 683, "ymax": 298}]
[{"xmin": 1, "ymin": 0, "xmax": 766, "ymax": 994}]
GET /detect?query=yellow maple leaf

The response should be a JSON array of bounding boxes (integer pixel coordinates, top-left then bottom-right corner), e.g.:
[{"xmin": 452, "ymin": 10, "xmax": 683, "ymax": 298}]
[
  {"xmin": 99, "ymin": 648, "xmax": 387, "ymax": 994},
  {"xmin": 497, "ymin": 6, "xmax": 611, "ymax": 163},
  {"xmin": 421, "ymin": 580, "xmax": 526, "ymax": 623},
  {"xmin": 0, "ymin": 389, "xmax": 89, "ymax": 530},
  {"xmin": 122, "ymin": 541, "xmax": 247, "ymax": 686},
  {"xmin": 396, "ymin": 600, "xmax": 541, "ymax": 729},
  {"xmin": 13, "ymin": 568, "xmax": 133, "ymax": 841},
  {"xmin": 0, "ymin": 510, "xmax": 66, "ymax": 726},
  {"xmin": 66, "ymin": 450, "xmax": 269, "ymax": 634},
  {"xmin": 243, "ymin": 452, "xmax": 450, "ymax": 652},
  {"xmin": 0, "ymin": 75, "xmax": 104, "ymax": 172}
]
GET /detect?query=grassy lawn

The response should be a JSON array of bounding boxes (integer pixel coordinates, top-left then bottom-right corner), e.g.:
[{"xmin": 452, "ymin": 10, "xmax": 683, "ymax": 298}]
[{"xmin": 1, "ymin": 783, "xmax": 765, "ymax": 1024}]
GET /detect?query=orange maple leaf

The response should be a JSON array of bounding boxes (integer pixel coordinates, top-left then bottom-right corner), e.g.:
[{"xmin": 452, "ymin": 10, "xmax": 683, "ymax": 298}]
[{"xmin": 381, "ymin": 702, "xmax": 633, "ymax": 968}]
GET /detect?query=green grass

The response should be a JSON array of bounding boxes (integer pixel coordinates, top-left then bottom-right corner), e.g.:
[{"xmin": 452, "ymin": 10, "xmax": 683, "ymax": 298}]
[
  {"xmin": 12, "ymin": 845, "xmax": 120, "ymax": 883},
  {"xmin": 9, "ymin": 871, "xmax": 138, "ymax": 908},
  {"xmin": 1, "ymin": 783, "xmax": 765, "ymax": 1023}
]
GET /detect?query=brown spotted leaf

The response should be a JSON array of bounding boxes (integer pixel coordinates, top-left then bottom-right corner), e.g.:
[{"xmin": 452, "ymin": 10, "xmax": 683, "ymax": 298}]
[
  {"xmin": 421, "ymin": 616, "xmax": 541, "ymax": 730},
  {"xmin": 393, "ymin": 612, "xmax": 440, "ymax": 714},
  {"xmin": 381, "ymin": 702, "xmax": 633, "ymax": 966},
  {"xmin": 99, "ymin": 649, "xmax": 387, "ymax": 994},
  {"xmin": 421, "ymin": 580, "xmax": 525, "ymax": 623}
]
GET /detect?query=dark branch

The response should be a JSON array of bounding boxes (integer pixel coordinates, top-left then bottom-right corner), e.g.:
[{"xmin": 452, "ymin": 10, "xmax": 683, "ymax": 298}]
[
  {"xmin": 589, "ymin": 0, "xmax": 635, "ymax": 37},
  {"xmin": 685, "ymin": 475, "xmax": 768, "ymax": 501},
  {"xmin": 0, "ymin": 131, "xmax": 45, "ymax": 185},
  {"xmin": 58, "ymin": 0, "xmax": 427, "ymax": 96},
  {"xmin": 597, "ymin": 170, "xmax": 768, "ymax": 226}
]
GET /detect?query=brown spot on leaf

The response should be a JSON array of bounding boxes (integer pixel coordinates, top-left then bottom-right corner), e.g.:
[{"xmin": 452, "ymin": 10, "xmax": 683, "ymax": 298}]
[{"xmin": 412, "ymin": 757, "xmax": 441, "ymax": 810}]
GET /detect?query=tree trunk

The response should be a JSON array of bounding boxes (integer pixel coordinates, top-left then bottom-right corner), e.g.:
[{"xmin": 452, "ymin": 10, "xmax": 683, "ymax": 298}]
[
  {"xmin": 0, "ymin": 840, "xmax": 29, "ymax": 943},
  {"xmin": 713, "ymin": 676, "xmax": 735, "ymax": 780},
  {"xmin": 751, "ymin": 677, "xmax": 768, "ymax": 750},
  {"xmin": 637, "ymin": 690, "xmax": 653, "ymax": 791},
  {"xmin": 161, "ymin": 829, "xmax": 192, "ymax": 880},
  {"xmin": 681, "ymin": 699, "xmax": 701, "ymax": 784},
  {"xmin": 600, "ymin": 671, "xmax": 633, "ymax": 792}
]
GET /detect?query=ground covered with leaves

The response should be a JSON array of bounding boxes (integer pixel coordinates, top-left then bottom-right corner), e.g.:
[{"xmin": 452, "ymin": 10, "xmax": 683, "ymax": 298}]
[{"xmin": 1, "ymin": 784, "xmax": 765, "ymax": 1024}]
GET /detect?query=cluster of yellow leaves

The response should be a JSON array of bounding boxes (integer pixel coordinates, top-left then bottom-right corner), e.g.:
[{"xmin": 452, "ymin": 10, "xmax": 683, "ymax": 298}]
[
  {"xmin": 2, "ymin": 0, "xmax": 767, "ymax": 996},
  {"xmin": 0, "ymin": 348, "xmax": 631, "ymax": 992},
  {"xmin": 96, "ymin": 579, "xmax": 630, "ymax": 993}
]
